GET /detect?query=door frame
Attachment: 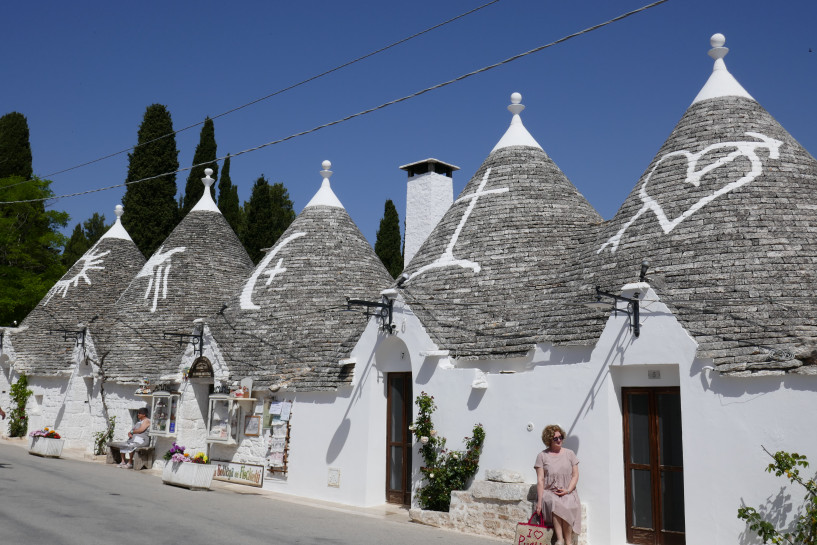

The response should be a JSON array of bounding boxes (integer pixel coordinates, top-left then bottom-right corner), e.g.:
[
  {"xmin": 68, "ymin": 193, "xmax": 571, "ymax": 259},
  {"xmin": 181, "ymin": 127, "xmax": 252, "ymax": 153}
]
[
  {"xmin": 386, "ymin": 372, "xmax": 413, "ymax": 505},
  {"xmin": 622, "ymin": 386, "xmax": 685, "ymax": 545}
]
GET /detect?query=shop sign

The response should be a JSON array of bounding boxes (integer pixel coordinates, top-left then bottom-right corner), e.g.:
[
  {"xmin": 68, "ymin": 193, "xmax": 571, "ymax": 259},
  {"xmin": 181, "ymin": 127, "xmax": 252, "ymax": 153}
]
[
  {"xmin": 212, "ymin": 460, "xmax": 264, "ymax": 487},
  {"xmin": 188, "ymin": 356, "xmax": 214, "ymax": 379}
]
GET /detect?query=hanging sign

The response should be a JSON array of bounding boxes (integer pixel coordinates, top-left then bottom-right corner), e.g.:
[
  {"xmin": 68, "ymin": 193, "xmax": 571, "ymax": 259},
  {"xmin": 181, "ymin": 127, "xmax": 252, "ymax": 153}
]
[{"xmin": 188, "ymin": 356, "xmax": 214, "ymax": 379}]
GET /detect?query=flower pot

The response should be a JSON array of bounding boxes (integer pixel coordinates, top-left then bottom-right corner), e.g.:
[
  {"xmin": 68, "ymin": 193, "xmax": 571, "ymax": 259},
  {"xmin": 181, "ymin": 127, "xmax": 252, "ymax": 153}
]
[
  {"xmin": 28, "ymin": 436, "xmax": 65, "ymax": 458},
  {"xmin": 162, "ymin": 462, "xmax": 215, "ymax": 490}
]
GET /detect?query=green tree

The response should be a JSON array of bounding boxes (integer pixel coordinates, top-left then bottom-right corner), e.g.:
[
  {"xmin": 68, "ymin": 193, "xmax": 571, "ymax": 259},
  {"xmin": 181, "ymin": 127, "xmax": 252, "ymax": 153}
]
[
  {"xmin": 61, "ymin": 212, "xmax": 109, "ymax": 268},
  {"xmin": 241, "ymin": 176, "xmax": 295, "ymax": 263},
  {"xmin": 83, "ymin": 212, "xmax": 108, "ymax": 246},
  {"xmin": 180, "ymin": 117, "xmax": 218, "ymax": 216},
  {"xmin": 0, "ymin": 112, "xmax": 33, "ymax": 180},
  {"xmin": 121, "ymin": 104, "xmax": 179, "ymax": 257},
  {"xmin": 217, "ymin": 155, "xmax": 242, "ymax": 234},
  {"xmin": 269, "ymin": 181, "xmax": 296, "ymax": 242},
  {"xmin": 738, "ymin": 447, "xmax": 817, "ymax": 544},
  {"xmin": 374, "ymin": 199, "xmax": 403, "ymax": 278},
  {"xmin": 0, "ymin": 176, "xmax": 68, "ymax": 325},
  {"xmin": 62, "ymin": 224, "xmax": 90, "ymax": 268}
]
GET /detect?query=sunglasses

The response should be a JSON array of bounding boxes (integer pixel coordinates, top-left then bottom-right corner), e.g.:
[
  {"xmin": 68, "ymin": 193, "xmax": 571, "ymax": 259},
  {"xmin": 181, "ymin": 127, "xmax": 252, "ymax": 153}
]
[{"xmin": 552, "ymin": 436, "xmax": 563, "ymax": 442}]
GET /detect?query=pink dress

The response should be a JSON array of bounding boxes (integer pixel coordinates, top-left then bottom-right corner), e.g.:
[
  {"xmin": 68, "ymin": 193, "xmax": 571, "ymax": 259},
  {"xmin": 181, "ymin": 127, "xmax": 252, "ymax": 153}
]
[{"xmin": 534, "ymin": 448, "xmax": 581, "ymax": 534}]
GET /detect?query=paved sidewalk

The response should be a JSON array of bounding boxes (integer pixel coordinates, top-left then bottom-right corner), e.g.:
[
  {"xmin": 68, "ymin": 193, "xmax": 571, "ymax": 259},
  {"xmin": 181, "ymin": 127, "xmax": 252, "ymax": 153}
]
[{"xmin": 1, "ymin": 435, "xmax": 411, "ymax": 524}]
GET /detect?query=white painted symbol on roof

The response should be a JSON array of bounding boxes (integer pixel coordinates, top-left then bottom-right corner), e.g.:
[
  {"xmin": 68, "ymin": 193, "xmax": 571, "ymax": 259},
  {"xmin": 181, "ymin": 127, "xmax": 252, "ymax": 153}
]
[
  {"xmin": 137, "ymin": 246, "xmax": 187, "ymax": 312},
  {"xmin": 409, "ymin": 168, "xmax": 508, "ymax": 280},
  {"xmin": 599, "ymin": 132, "xmax": 782, "ymax": 254},
  {"xmin": 240, "ymin": 231, "xmax": 307, "ymax": 310},
  {"xmin": 44, "ymin": 247, "xmax": 111, "ymax": 304}
]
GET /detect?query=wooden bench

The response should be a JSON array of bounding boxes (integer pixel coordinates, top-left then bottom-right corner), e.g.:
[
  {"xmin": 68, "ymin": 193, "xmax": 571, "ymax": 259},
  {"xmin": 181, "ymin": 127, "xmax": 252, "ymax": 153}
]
[{"xmin": 107, "ymin": 435, "xmax": 157, "ymax": 470}]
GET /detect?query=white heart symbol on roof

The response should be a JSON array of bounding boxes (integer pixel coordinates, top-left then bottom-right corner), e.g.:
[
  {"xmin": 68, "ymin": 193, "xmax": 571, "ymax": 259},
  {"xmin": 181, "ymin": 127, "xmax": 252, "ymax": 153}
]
[{"xmin": 599, "ymin": 131, "xmax": 782, "ymax": 254}]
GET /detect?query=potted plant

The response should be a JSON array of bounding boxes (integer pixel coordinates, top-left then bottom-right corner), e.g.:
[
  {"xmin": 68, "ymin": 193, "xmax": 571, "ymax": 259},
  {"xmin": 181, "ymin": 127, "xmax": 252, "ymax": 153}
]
[
  {"xmin": 161, "ymin": 442, "xmax": 214, "ymax": 490},
  {"xmin": 28, "ymin": 427, "xmax": 65, "ymax": 458}
]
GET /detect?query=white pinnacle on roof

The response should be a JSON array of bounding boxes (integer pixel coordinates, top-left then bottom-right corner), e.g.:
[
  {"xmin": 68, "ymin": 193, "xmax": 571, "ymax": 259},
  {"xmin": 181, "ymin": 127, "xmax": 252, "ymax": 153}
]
[
  {"xmin": 98, "ymin": 204, "xmax": 132, "ymax": 242},
  {"xmin": 190, "ymin": 168, "xmax": 222, "ymax": 213},
  {"xmin": 305, "ymin": 160, "xmax": 344, "ymax": 209},
  {"xmin": 692, "ymin": 33, "xmax": 754, "ymax": 105},
  {"xmin": 491, "ymin": 92, "xmax": 543, "ymax": 153}
]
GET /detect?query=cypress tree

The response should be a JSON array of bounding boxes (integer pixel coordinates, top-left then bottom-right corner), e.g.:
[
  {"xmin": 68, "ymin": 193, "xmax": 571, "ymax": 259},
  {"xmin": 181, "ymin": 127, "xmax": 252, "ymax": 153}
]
[
  {"xmin": 0, "ymin": 112, "xmax": 34, "ymax": 180},
  {"xmin": 62, "ymin": 224, "xmax": 90, "ymax": 268},
  {"xmin": 268, "ymin": 181, "xmax": 296, "ymax": 245},
  {"xmin": 61, "ymin": 213, "xmax": 108, "ymax": 268},
  {"xmin": 180, "ymin": 117, "xmax": 218, "ymax": 216},
  {"xmin": 241, "ymin": 177, "xmax": 296, "ymax": 263},
  {"xmin": 374, "ymin": 199, "xmax": 403, "ymax": 278},
  {"xmin": 83, "ymin": 212, "xmax": 108, "ymax": 246},
  {"xmin": 217, "ymin": 155, "xmax": 242, "ymax": 234},
  {"xmin": 121, "ymin": 104, "xmax": 179, "ymax": 257},
  {"xmin": 242, "ymin": 176, "xmax": 274, "ymax": 264}
]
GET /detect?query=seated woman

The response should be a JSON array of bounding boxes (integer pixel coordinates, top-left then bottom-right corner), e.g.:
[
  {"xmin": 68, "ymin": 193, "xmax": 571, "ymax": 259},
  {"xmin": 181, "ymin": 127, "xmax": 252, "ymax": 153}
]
[
  {"xmin": 118, "ymin": 407, "xmax": 151, "ymax": 469},
  {"xmin": 535, "ymin": 424, "xmax": 581, "ymax": 545}
]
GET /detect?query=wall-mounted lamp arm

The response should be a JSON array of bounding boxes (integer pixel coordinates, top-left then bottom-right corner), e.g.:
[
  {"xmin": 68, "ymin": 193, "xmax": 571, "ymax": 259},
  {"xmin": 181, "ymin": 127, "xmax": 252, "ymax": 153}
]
[{"xmin": 593, "ymin": 286, "xmax": 641, "ymax": 338}]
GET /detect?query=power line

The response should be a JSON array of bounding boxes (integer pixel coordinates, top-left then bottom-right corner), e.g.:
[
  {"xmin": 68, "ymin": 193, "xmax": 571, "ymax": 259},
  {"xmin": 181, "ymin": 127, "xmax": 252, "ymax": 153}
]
[
  {"xmin": 0, "ymin": 0, "xmax": 672, "ymax": 206},
  {"xmin": 0, "ymin": 0, "xmax": 502, "ymax": 193}
]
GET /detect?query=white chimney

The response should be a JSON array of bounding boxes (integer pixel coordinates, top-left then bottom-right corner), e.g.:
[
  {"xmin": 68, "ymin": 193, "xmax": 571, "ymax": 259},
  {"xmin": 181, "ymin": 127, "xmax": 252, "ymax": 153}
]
[{"xmin": 400, "ymin": 158, "xmax": 458, "ymax": 266}]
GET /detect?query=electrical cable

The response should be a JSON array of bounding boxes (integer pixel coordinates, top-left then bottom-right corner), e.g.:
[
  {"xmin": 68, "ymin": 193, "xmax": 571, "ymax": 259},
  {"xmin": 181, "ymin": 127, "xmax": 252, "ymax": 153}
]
[
  {"xmin": 0, "ymin": 0, "xmax": 502, "ymax": 193},
  {"xmin": 0, "ymin": 0, "xmax": 672, "ymax": 206}
]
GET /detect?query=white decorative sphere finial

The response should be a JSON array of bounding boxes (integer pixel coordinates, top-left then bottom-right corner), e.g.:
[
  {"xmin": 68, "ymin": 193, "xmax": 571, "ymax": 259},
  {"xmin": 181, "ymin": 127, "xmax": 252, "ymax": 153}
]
[
  {"xmin": 708, "ymin": 32, "xmax": 729, "ymax": 61},
  {"xmin": 115, "ymin": 204, "xmax": 124, "ymax": 218},
  {"xmin": 320, "ymin": 160, "xmax": 333, "ymax": 180},
  {"xmin": 508, "ymin": 92, "xmax": 525, "ymax": 116},
  {"xmin": 202, "ymin": 167, "xmax": 214, "ymax": 188}
]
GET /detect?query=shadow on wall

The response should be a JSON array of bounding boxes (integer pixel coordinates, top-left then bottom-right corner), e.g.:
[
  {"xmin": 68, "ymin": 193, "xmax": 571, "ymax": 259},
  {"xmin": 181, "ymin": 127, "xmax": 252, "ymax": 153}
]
[
  {"xmin": 467, "ymin": 386, "xmax": 486, "ymax": 410},
  {"xmin": 691, "ymin": 357, "xmax": 817, "ymax": 399},
  {"xmin": 737, "ymin": 487, "xmax": 796, "ymax": 545}
]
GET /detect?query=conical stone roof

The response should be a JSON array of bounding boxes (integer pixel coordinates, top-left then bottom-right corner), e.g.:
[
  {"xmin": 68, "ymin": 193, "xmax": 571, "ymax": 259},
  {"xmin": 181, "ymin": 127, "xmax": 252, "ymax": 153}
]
[
  {"xmin": 400, "ymin": 94, "xmax": 601, "ymax": 359},
  {"xmin": 210, "ymin": 162, "xmax": 393, "ymax": 391},
  {"xmin": 545, "ymin": 35, "xmax": 817, "ymax": 376},
  {"xmin": 102, "ymin": 171, "xmax": 253, "ymax": 383},
  {"xmin": 11, "ymin": 205, "xmax": 145, "ymax": 375}
]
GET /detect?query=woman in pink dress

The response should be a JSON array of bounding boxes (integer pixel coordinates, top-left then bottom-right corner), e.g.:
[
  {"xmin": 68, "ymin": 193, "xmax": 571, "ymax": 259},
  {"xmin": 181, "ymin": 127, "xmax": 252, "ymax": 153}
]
[{"xmin": 535, "ymin": 424, "xmax": 580, "ymax": 545}]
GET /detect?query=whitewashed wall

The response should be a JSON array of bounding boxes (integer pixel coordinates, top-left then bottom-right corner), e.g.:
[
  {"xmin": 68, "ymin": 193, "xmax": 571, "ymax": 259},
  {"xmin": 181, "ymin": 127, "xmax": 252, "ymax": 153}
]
[{"xmin": 346, "ymin": 287, "xmax": 817, "ymax": 545}]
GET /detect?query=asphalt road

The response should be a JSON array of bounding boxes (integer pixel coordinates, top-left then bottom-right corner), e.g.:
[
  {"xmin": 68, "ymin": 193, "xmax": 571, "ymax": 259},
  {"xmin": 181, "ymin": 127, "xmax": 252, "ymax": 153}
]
[{"xmin": 0, "ymin": 443, "xmax": 499, "ymax": 545}]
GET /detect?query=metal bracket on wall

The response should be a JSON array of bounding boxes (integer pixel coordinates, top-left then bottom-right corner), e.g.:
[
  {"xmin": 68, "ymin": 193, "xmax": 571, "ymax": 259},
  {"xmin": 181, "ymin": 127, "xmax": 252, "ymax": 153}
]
[{"xmin": 163, "ymin": 330, "xmax": 204, "ymax": 357}]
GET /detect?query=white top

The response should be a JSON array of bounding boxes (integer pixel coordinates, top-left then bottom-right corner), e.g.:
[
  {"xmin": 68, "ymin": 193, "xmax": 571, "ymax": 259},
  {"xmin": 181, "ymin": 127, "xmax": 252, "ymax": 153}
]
[
  {"xmin": 97, "ymin": 204, "xmax": 132, "ymax": 242},
  {"xmin": 491, "ymin": 92, "xmax": 543, "ymax": 153},
  {"xmin": 190, "ymin": 168, "xmax": 222, "ymax": 213},
  {"xmin": 304, "ymin": 160, "xmax": 344, "ymax": 209},
  {"xmin": 692, "ymin": 33, "xmax": 754, "ymax": 105}
]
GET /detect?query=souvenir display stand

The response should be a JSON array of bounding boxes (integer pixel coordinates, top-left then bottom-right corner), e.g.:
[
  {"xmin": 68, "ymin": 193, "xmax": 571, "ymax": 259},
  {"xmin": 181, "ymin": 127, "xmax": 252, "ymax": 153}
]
[{"xmin": 150, "ymin": 391, "xmax": 180, "ymax": 436}]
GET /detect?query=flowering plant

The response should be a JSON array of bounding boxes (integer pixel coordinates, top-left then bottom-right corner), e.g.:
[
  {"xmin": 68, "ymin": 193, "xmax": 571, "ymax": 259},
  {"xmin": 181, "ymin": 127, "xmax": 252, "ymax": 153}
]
[
  {"xmin": 163, "ymin": 441, "xmax": 209, "ymax": 464},
  {"xmin": 163, "ymin": 441, "xmax": 186, "ymax": 461},
  {"xmin": 412, "ymin": 391, "xmax": 485, "ymax": 512},
  {"xmin": 29, "ymin": 427, "xmax": 61, "ymax": 439},
  {"xmin": 191, "ymin": 452, "xmax": 209, "ymax": 464}
]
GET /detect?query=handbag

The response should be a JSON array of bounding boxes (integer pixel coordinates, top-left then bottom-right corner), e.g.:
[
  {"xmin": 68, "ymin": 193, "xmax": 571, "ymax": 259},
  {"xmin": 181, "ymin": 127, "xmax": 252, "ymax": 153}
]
[{"xmin": 513, "ymin": 513, "xmax": 553, "ymax": 545}]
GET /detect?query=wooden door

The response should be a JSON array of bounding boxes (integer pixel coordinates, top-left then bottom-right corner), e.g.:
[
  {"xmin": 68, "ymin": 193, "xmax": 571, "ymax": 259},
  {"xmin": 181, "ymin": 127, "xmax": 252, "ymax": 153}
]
[
  {"xmin": 386, "ymin": 372, "xmax": 412, "ymax": 504},
  {"xmin": 623, "ymin": 387, "xmax": 685, "ymax": 545}
]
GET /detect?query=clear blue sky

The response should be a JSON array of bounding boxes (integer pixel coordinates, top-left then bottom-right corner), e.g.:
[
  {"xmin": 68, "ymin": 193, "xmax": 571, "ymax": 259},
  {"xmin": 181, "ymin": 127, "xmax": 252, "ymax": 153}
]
[{"xmin": 3, "ymin": 0, "xmax": 815, "ymax": 247}]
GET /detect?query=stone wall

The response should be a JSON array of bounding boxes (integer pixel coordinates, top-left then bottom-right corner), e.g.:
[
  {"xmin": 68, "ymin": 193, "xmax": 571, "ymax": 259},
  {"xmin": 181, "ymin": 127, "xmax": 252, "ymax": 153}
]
[{"xmin": 409, "ymin": 470, "xmax": 587, "ymax": 545}]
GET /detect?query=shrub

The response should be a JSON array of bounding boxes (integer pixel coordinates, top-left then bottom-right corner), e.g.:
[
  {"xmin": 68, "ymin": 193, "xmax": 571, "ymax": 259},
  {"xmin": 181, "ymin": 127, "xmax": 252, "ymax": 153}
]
[
  {"xmin": 411, "ymin": 391, "xmax": 485, "ymax": 511},
  {"xmin": 93, "ymin": 416, "xmax": 116, "ymax": 455},
  {"xmin": 8, "ymin": 374, "xmax": 32, "ymax": 437},
  {"xmin": 738, "ymin": 447, "xmax": 817, "ymax": 544}
]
